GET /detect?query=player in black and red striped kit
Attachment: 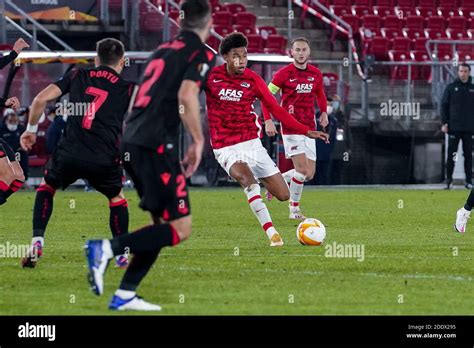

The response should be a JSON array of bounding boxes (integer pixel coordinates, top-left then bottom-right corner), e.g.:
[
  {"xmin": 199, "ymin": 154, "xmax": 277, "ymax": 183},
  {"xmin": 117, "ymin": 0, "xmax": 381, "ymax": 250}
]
[
  {"xmin": 0, "ymin": 38, "xmax": 29, "ymax": 206},
  {"xmin": 84, "ymin": 0, "xmax": 216, "ymax": 311},
  {"xmin": 20, "ymin": 38, "xmax": 133, "ymax": 269}
]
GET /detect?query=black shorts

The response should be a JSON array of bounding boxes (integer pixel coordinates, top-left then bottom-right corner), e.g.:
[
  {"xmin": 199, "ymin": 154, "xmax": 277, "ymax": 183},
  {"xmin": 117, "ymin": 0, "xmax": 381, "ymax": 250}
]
[
  {"xmin": 44, "ymin": 151, "xmax": 123, "ymax": 199},
  {"xmin": 121, "ymin": 142, "xmax": 190, "ymax": 220},
  {"xmin": 0, "ymin": 138, "xmax": 16, "ymax": 162}
]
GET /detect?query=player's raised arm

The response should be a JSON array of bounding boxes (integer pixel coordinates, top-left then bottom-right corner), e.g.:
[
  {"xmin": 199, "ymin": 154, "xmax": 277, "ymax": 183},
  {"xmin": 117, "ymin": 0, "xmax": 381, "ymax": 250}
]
[
  {"xmin": 261, "ymin": 81, "xmax": 281, "ymax": 136},
  {"xmin": 20, "ymin": 84, "xmax": 63, "ymax": 151},
  {"xmin": 254, "ymin": 73, "xmax": 329, "ymax": 142}
]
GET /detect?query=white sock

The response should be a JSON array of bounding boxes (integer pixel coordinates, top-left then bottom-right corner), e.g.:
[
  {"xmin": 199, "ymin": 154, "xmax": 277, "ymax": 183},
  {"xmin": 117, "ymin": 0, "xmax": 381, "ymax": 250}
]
[
  {"xmin": 289, "ymin": 171, "xmax": 306, "ymax": 209},
  {"xmin": 282, "ymin": 169, "xmax": 295, "ymax": 184},
  {"xmin": 244, "ymin": 184, "xmax": 277, "ymax": 239},
  {"xmin": 32, "ymin": 236, "xmax": 44, "ymax": 246},
  {"xmin": 461, "ymin": 207, "xmax": 471, "ymax": 215},
  {"xmin": 115, "ymin": 289, "xmax": 136, "ymax": 299},
  {"xmin": 102, "ymin": 239, "xmax": 114, "ymax": 259}
]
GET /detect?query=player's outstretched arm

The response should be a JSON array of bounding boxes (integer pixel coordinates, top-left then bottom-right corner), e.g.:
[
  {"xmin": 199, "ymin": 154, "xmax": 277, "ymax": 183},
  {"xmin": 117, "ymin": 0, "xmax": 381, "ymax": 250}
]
[
  {"xmin": 21, "ymin": 84, "xmax": 62, "ymax": 151},
  {"xmin": 178, "ymin": 80, "xmax": 204, "ymax": 178},
  {"xmin": 262, "ymin": 82, "xmax": 280, "ymax": 137}
]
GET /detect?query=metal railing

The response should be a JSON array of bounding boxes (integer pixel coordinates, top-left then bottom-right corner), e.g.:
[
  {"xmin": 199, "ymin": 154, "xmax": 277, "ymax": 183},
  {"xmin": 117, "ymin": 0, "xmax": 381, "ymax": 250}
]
[
  {"xmin": 4, "ymin": 17, "xmax": 51, "ymax": 51},
  {"xmin": 3, "ymin": 0, "xmax": 74, "ymax": 51}
]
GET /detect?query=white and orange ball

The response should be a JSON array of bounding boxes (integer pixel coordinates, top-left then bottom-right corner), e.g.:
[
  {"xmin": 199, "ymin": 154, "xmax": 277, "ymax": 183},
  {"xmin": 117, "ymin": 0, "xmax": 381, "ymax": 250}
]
[{"xmin": 296, "ymin": 218, "xmax": 326, "ymax": 246}]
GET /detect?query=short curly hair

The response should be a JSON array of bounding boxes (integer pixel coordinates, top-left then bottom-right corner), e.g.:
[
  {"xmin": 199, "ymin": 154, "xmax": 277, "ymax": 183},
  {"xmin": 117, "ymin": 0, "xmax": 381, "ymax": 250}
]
[{"xmin": 219, "ymin": 32, "xmax": 248, "ymax": 55}]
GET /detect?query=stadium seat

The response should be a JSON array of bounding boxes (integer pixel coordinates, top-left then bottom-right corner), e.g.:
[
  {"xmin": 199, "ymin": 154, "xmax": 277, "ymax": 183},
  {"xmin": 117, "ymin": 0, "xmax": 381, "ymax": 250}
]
[
  {"xmin": 381, "ymin": 27, "xmax": 404, "ymax": 39},
  {"xmin": 413, "ymin": 37, "xmax": 428, "ymax": 51},
  {"xmin": 426, "ymin": 16, "xmax": 446, "ymax": 30},
  {"xmin": 437, "ymin": 7, "xmax": 459, "ymax": 17},
  {"xmin": 447, "ymin": 28, "xmax": 470, "ymax": 39},
  {"xmin": 213, "ymin": 11, "xmax": 233, "ymax": 26},
  {"xmin": 206, "ymin": 35, "xmax": 221, "ymax": 51},
  {"xmin": 264, "ymin": 35, "xmax": 287, "ymax": 55},
  {"xmin": 351, "ymin": 5, "xmax": 372, "ymax": 17},
  {"xmin": 246, "ymin": 34, "xmax": 264, "ymax": 53},
  {"xmin": 388, "ymin": 50, "xmax": 412, "ymax": 79},
  {"xmin": 418, "ymin": 0, "xmax": 437, "ymax": 6},
  {"xmin": 383, "ymin": 15, "xmax": 404, "ymax": 29},
  {"xmin": 258, "ymin": 26, "xmax": 278, "ymax": 39},
  {"xmin": 410, "ymin": 50, "xmax": 431, "ymax": 80},
  {"xmin": 394, "ymin": 7, "xmax": 416, "ymax": 17},
  {"xmin": 333, "ymin": 0, "xmax": 351, "ymax": 5},
  {"xmin": 225, "ymin": 3, "xmax": 246, "ymax": 13},
  {"xmin": 462, "ymin": 0, "xmax": 474, "ymax": 7},
  {"xmin": 397, "ymin": 0, "xmax": 414, "ymax": 6},
  {"xmin": 391, "ymin": 37, "xmax": 412, "ymax": 51},
  {"xmin": 403, "ymin": 28, "xmax": 425, "ymax": 40},
  {"xmin": 330, "ymin": 5, "xmax": 352, "ymax": 17},
  {"xmin": 361, "ymin": 15, "xmax": 382, "ymax": 30},
  {"xmin": 405, "ymin": 16, "xmax": 425, "ymax": 30},
  {"xmin": 373, "ymin": 6, "xmax": 392, "ymax": 17},
  {"xmin": 368, "ymin": 36, "xmax": 390, "ymax": 60},
  {"xmin": 212, "ymin": 4, "xmax": 228, "ymax": 13},
  {"xmin": 339, "ymin": 15, "xmax": 360, "ymax": 40},
  {"xmin": 353, "ymin": 0, "xmax": 371, "ymax": 5},
  {"xmin": 448, "ymin": 16, "xmax": 467, "ymax": 29},
  {"xmin": 424, "ymin": 28, "xmax": 449, "ymax": 40},
  {"xmin": 460, "ymin": 7, "xmax": 474, "ymax": 19},
  {"xmin": 416, "ymin": 7, "xmax": 437, "ymax": 17},
  {"xmin": 233, "ymin": 25, "xmax": 257, "ymax": 35},
  {"xmin": 213, "ymin": 25, "xmax": 233, "ymax": 37},
  {"xmin": 234, "ymin": 12, "xmax": 256, "ymax": 27},
  {"xmin": 374, "ymin": 0, "xmax": 393, "ymax": 5},
  {"xmin": 439, "ymin": 0, "xmax": 458, "ymax": 6}
]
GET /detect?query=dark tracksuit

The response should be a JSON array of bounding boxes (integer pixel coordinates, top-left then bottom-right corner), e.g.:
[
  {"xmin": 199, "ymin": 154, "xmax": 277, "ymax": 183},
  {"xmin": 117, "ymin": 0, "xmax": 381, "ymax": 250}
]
[{"xmin": 441, "ymin": 76, "xmax": 474, "ymax": 184}]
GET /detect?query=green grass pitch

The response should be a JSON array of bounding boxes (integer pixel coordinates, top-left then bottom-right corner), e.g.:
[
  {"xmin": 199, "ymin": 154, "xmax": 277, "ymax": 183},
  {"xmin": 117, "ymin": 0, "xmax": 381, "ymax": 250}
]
[{"xmin": 0, "ymin": 187, "xmax": 473, "ymax": 315}]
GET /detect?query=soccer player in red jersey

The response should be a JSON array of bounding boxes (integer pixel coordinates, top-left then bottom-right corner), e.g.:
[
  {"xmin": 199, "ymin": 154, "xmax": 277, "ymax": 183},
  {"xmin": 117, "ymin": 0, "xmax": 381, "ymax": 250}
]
[
  {"xmin": 262, "ymin": 37, "xmax": 329, "ymax": 220},
  {"xmin": 205, "ymin": 33, "xmax": 328, "ymax": 246}
]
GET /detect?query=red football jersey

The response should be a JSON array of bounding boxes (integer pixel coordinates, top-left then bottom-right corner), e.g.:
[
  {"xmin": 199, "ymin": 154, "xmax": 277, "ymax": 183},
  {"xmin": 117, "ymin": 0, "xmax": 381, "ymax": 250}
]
[
  {"xmin": 205, "ymin": 64, "xmax": 310, "ymax": 149},
  {"xmin": 262, "ymin": 63, "xmax": 327, "ymax": 135}
]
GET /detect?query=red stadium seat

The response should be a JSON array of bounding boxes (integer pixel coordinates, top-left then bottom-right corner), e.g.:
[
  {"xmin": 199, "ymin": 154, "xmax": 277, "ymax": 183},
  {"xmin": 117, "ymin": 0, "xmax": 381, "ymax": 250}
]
[
  {"xmin": 447, "ymin": 28, "xmax": 470, "ymax": 39},
  {"xmin": 234, "ymin": 12, "xmax": 256, "ymax": 27},
  {"xmin": 351, "ymin": 5, "xmax": 372, "ymax": 16},
  {"xmin": 448, "ymin": 16, "xmax": 467, "ymax": 29},
  {"xmin": 416, "ymin": 7, "xmax": 437, "ymax": 17},
  {"xmin": 388, "ymin": 50, "xmax": 412, "ymax": 79},
  {"xmin": 403, "ymin": 28, "xmax": 425, "ymax": 40},
  {"xmin": 373, "ymin": 6, "xmax": 392, "ymax": 16},
  {"xmin": 394, "ymin": 7, "xmax": 416, "ymax": 17},
  {"xmin": 418, "ymin": 0, "xmax": 437, "ymax": 6},
  {"xmin": 330, "ymin": 5, "xmax": 352, "ymax": 17},
  {"xmin": 225, "ymin": 3, "xmax": 246, "ymax": 13},
  {"xmin": 264, "ymin": 35, "xmax": 287, "ymax": 55},
  {"xmin": 233, "ymin": 25, "xmax": 257, "ymax": 35},
  {"xmin": 384, "ymin": 15, "xmax": 404, "ymax": 29},
  {"xmin": 410, "ymin": 50, "xmax": 431, "ymax": 80},
  {"xmin": 353, "ymin": 0, "xmax": 371, "ymax": 5},
  {"xmin": 391, "ymin": 37, "xmax": 412, "ymax": 51},
  {"xmin": 361, "ymin": 15, "xmax": 383, "ymax": 30},
  {"xmin": 437, "ymin": 7, "xmax": 459, "ymax": 17},
  {"xmin": 212, "ymin": 4, "xmax": 228, "ymax": 13},
  {"xmin": 258, "ymin": 26, "xmax": 278, "ymax": 38},
  {"xmin": 426, "ymin": 16, "xmax": 446, "ymax": 30},
  {"xmin": 413, "ymin": 37, "xmax": 428, "ymax": 51},
  {"xmin": 405, "ymin": 16, "xmax": 425, "ymax": 30},
  {"xmin": 424, "ymin": 28, "xmax": 449, "ymax": 40},
  {"xmin": 333, "ymin": 0, "xmax": 351, "ymax": 5},
  {"xmin": 246, "ymin": 34, "xmax": 264, "ymax": 53},
  {"xmin": 206, "ymin": 36, "xmax": 221, "ymax": 51},
  {"xmin": 381, "ymin": 27, "xmax": 404, "ymax": 39},
  {"xmin": 462, "ymin": 0, "xmax": 474, "ymax": 7},
  {"xmin": 213, "ymin": 25, "xmax": 233, "ymax": 37},
  {"xmin": 439, "ymin": 0, "xmax": 458, "ymax": 6},
  {"xmin": 374, "ymin": 0, "xmax": 393, "ymax": 5},
  {"xmin": 213, "ymin": 11, "xmax": 233, "ymax": 26},
  {"xmin": 397, "ymin": 0, "xmax": 414, "ymax": 6},
  {"xmin": 368, "ymin": 36, "xmax": 390, "ymax": 60},
  {"xmin": 460, "ymin": 7, "xmax": 474, "ymax": 19}
]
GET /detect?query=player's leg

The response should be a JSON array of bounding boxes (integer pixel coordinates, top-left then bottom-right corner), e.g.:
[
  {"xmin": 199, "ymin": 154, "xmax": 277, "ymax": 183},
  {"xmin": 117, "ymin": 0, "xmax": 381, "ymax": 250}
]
[
  {"xmin": 446, "ymin": 133, "xmax": 461, "ymax": 189},
  {"xmin": 0, "ymin": 142, "xmax": 16, "ymax": 205},
  {"xmin": 288, "ymin": 152, "xmax": 310, "ymax": 219},
  {"xmin": 229, "ymin": 161, "xmax": 284, "ymax": 246},
  {"xmin": 22, "ymin": 154, "xmax": 72, "ymax": 268},
  {"xmin": 461, "ymin": 133, "xmax": 473, "ymax": 188},
  {"xmin": 88, "ymin": 165, "xmax": 130, "ymax": 269},
  {"xmin": 0, "ymin": 152, "xmax": 26, "ymax": 202},
  {"xmin": 455, "ymin": 189, "xmax": 474, "ymax": 233}
]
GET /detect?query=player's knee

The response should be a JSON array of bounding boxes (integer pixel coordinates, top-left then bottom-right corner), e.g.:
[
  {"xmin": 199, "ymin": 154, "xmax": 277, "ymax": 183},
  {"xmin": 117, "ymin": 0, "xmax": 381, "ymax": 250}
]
[
  {"xmin": 170, "ymin": 216, "xmax": 192, "ymax": 242},
  {"xmin": 234, "ymin": 173, "xmax": 254, "ymax": 188},
  {"xmin": 13, "ymin": 165, "xmax": 25, "ymax": 182},
  {"xmin": 276, "ymin": 189, "xmax": 290, "ymax": 202},
  {"xmin": 0, "ymin": 165, "xmax": 14, "ymax": 184},
  {"xmin": 295, "ymin": 166, "xmax": 309, "ymax": 178}
]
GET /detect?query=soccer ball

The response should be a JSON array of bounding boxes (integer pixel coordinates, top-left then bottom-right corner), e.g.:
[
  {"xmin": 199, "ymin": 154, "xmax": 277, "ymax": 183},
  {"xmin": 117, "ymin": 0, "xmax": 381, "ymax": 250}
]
[{"xmin": 296, "ymin": 218, "xmax": 326, "ymax": 246}]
